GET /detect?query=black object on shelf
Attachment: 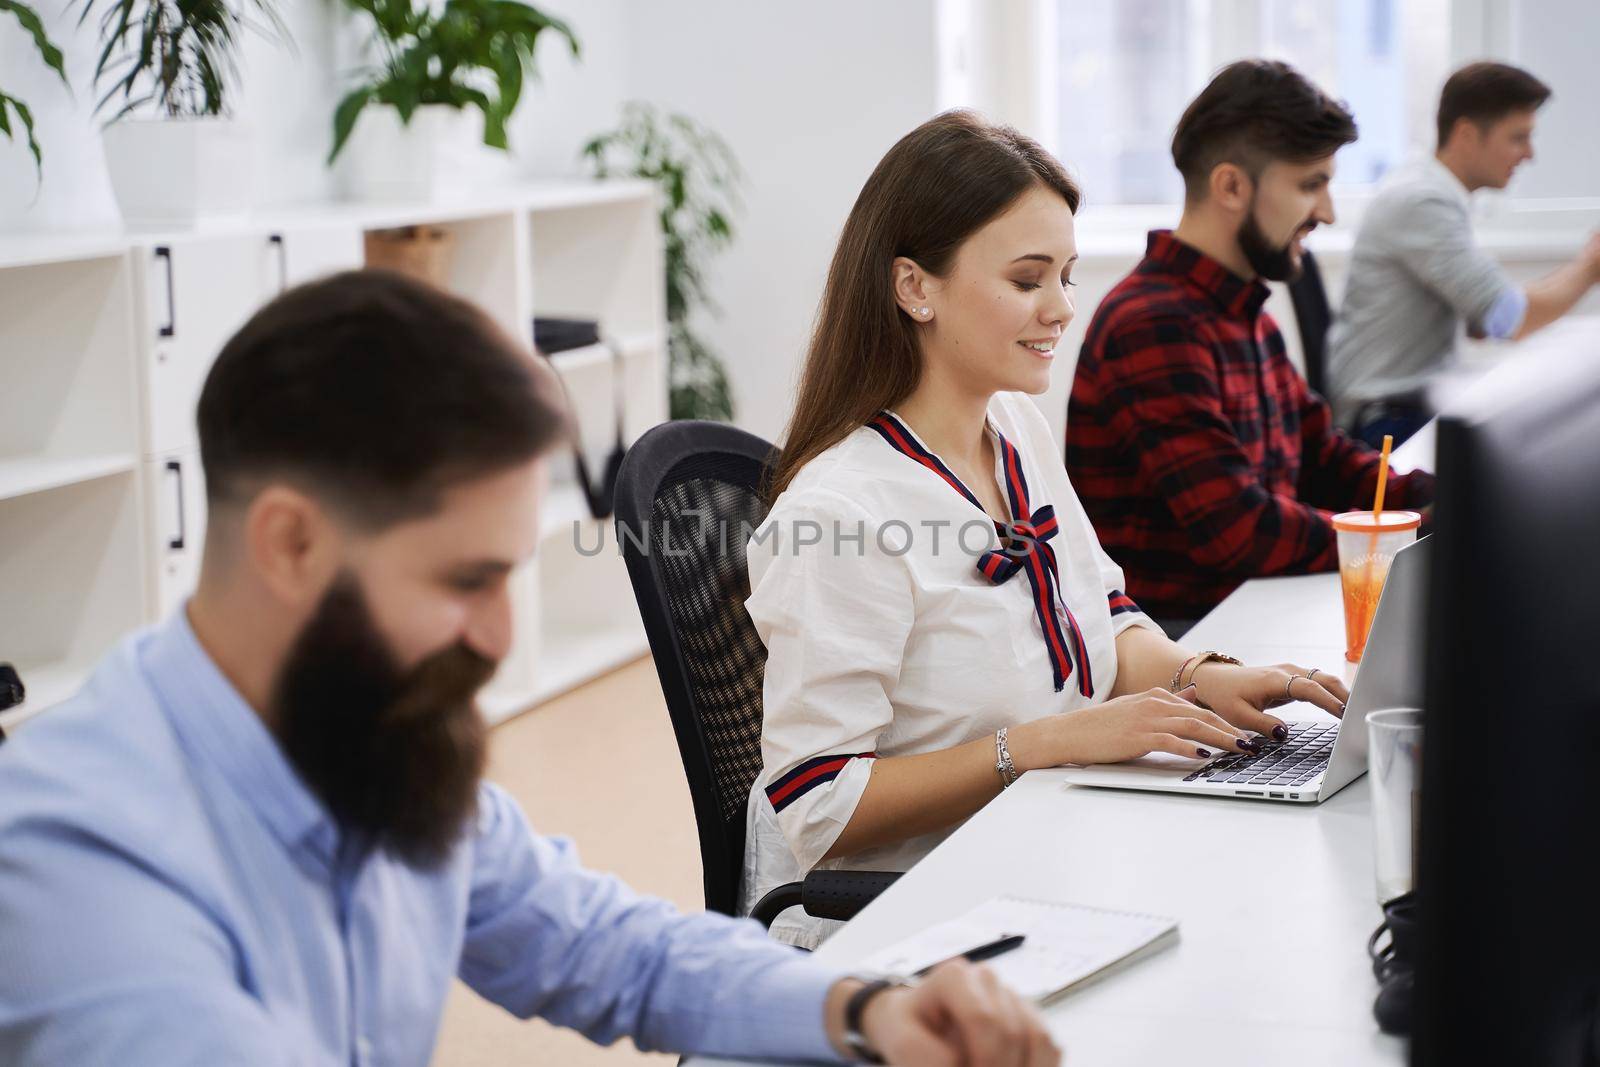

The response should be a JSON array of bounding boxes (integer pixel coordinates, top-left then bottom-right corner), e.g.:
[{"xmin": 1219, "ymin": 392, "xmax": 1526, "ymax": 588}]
[
  {"xmin": 534, "ymin": 317, "xmax": 627, "ymax": 521},
  {"xmin": 1, "ymin": 663, "xmax": 23, "ymax": 742},
  {"xmin": 534, "ymin": 316, "xmax": 603, "ymax": 355},
  {"xmin": 0, "ymin": 663, "xmax": 22, "ymax": 712}
]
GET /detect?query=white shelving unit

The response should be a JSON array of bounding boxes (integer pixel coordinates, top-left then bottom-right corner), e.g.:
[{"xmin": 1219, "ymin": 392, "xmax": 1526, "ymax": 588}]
[{"xmin": 1, "ymin": 181, "xmax": 665, "ymax": 733}]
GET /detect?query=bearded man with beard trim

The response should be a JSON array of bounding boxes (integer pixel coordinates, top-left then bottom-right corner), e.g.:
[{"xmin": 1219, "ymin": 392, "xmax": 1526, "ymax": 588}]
[
  {"xmin": 1065, "ymin": 60, "xmax": 1435, "ymax": 637},
  {"xmin": 0, "ymin": 271, "xmax": 1057, "ymax": 1067}
]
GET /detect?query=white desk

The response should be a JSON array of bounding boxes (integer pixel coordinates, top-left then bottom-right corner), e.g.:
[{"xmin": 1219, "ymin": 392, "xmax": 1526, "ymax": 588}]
[{"xmin": 692, "ymin": 573, "xmax": 1406, "ymax": 1066}]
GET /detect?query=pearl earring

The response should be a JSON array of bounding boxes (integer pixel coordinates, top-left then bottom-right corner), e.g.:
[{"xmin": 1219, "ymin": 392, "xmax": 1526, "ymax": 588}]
[{"xmin": 918, "ymin": 307, "xmax": 930, "ymax": 316}]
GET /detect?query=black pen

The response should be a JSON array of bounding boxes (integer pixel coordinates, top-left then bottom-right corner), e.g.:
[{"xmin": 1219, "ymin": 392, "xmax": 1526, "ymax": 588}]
[{"xmin": 912, "ymin": 933, "xmax": 1026, "ymax": 978}]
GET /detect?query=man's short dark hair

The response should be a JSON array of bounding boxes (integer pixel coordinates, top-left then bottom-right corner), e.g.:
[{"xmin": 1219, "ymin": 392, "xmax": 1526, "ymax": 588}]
[
  {"xmin": 198, "ymin": 270, "xmax": 568, "ymax": 528},
  {"xmin": 1436, "ymin": 62, "xmax": 1551, "ymax": 148},
  {"xmin": 1171, "ymin": 59, "xmax": 1358, "ymax": 202}
]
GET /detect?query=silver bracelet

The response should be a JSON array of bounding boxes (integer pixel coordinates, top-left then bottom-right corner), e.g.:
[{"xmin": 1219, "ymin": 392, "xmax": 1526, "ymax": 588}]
[{"xmin": 995, "ymin": 727, "xmax": 1019, "ymax": 788}]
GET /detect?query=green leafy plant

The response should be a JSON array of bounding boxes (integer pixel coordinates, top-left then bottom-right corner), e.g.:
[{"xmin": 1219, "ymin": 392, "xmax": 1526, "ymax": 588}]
[
  {"xmin": 78, "ymin": 0, "xmax": 286, "ymax": 121},
  {"xmin": 1, "ymin": 0, "xmax": 68, "ymax": 175},
  {"xmin": 329, "ymin": 0, "xmax": 579, "ymax": 164},
  {"xmin": 582, "ymin": 103, "xmax": 742, "ymax": 422}
]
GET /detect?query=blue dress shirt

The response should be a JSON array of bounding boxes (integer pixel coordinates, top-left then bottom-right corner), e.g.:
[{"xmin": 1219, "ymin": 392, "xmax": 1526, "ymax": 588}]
[
  {"xmin": 0, "ymin": 609, "xmax": 845, "ymax": 1065},
  {"xmin": 1481, "ymin": 285, "xmax": 1528, "ymax": 340}
]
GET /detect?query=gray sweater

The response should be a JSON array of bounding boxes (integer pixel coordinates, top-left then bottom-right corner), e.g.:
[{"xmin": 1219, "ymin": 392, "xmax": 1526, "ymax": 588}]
[{"xmin": 1327, "ymin": 156, "xmax": 1516, "ymax": 424}]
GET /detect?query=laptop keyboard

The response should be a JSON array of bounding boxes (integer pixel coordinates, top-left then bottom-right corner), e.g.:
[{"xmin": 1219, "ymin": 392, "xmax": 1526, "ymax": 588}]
[{"xmin": 1182, "ymin": 722, "xmax": 1339, "ymax": 788}]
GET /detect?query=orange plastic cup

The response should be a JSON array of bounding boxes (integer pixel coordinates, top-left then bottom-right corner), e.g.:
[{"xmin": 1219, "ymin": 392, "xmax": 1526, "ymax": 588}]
[{"xmin": 1332, "ymin": 511, "xmax": 1421, "ymax": 663}]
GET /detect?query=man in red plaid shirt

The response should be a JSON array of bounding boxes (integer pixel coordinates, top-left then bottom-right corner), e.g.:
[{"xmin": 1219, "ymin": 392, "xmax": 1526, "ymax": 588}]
[{"xmin": 1067, "ymin": 60, "xmax": 1435, "ymax": 634}]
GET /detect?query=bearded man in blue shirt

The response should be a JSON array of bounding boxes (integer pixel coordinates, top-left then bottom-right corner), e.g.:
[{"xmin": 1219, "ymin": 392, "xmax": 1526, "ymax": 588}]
[{"xmin": 0, "ymin": 270, "xmax": 1054, "ymax": 1067}]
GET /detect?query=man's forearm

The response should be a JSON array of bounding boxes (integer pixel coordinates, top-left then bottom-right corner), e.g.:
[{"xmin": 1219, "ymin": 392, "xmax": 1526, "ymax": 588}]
[{"xmin": 1514, "ymin": 257, "xmax": 1600, "ymax": 340}]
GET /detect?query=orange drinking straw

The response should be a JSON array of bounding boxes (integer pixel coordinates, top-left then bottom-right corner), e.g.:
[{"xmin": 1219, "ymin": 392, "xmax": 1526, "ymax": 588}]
[
  {"xmin": 1372, "ymin": 434, "xmax": 1393, "ymax": 520},
  {"xmin": 1359, "ymin": 435, "xmax": 1395, "ymax": 650}
]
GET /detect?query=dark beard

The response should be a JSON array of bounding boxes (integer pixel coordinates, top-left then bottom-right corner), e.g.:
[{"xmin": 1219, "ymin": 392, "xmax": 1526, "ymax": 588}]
[
  {"xmin": 1238, "ymin": 206, "xmax": 1305, "ymax": 283},
  {"xmin": 272, "ymin": 574, "xmax": 495, "ymax": 868}
]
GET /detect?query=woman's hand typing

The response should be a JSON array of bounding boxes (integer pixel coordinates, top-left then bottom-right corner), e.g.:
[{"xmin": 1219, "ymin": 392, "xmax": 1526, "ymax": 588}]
[
  {"xmin": 1189, "ymin": 661, "xmax": 1350, "ymax": 738},
  {"xmin": 1007, "ymin": 685, "xmax": 1261, "ymax": 769}
]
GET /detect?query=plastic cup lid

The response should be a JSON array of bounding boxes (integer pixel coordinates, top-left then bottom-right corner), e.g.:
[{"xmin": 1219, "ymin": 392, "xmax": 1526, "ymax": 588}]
[{"xmin": 1332, "ymin": 510, "xmax": 1421, "ymax": 533}]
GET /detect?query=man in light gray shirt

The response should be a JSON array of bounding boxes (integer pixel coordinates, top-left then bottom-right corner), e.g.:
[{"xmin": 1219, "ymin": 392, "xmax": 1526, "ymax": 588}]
[{"xmin": 1328, "ymin": 62, "xmax": 1600, "ymax": 444}]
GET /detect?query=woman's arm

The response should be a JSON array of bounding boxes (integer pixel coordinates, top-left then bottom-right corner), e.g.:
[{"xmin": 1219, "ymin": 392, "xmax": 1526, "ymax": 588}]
[
  {"xmin": 826, "ymin": 626, "xmax": 1359, "ymax": 860},
  {"xmin": 1108, "ymin": 623, "xmax": 1192, "ymax": 698},
  {"xmin": 824, "ymin": 684, "xmax": 1253, "ymax": 859},
  {"xmin": 821, "ymin": 735, "xmax": 1006, "ymax": 859}
]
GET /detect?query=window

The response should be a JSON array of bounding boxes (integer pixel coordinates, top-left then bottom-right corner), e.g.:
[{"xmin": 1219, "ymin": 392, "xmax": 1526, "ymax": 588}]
[{"xmin": 1052, "ymin": 0, "xmax": 1452, "ymax": 205}]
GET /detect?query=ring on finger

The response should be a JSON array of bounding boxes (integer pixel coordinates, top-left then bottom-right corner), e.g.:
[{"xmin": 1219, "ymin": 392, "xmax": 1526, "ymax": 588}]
[
  {"xmin": 1284, "ymin": 675, "xmax": 1298, "ymax": 702},
  {"xmin": 1307, "ymin": 667, "xmax": 1322, "ymax": 684}
]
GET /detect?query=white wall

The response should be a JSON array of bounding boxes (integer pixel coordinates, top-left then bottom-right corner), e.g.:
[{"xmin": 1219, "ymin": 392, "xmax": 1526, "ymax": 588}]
[
  {"xmin": 0, "ymin": 0, "xmax": 618, "ymax": 229},
  {"xmin": 624, "ymin": 0, "xmax": 941, "ymax": 440},
  {"xmin": 1, "ymin": 0, "xmax": 125, "ymax": 229},
  {"xmin": 1506, "ymin": 0, "xmax": 1600, "ymax": 201}
]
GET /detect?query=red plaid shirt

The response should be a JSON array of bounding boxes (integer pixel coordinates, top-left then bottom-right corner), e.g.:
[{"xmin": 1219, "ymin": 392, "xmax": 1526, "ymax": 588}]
[{"xmin": 1066, "ymin": 230, "xmax": 1434, "ymax": 620}]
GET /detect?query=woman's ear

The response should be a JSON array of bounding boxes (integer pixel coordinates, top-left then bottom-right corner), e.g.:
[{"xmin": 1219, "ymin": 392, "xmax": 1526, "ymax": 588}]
[{"xmin": 891, "ymin": 256, "xmax": 935, "ymax": 323}]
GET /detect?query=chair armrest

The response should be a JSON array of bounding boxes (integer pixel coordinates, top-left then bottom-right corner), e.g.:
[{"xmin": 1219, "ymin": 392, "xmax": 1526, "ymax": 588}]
[{"xmin": 751, "ymin": 870, "xmax": 902, "ymax": 928}]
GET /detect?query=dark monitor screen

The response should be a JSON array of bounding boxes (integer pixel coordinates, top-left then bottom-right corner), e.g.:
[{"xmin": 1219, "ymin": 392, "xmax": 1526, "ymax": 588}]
[{"xmin": 1415, "ymin": 334, "xmax": 1600, "ymax": 1066}]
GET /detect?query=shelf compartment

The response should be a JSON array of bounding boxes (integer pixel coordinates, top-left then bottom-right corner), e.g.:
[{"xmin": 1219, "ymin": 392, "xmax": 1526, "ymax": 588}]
[
  {"xmin": 361, "ymin": 211, "xmax": 530, "ymax": 348},
  {"xmin": 542, "ymin": 330, "xmax": 668, "ymax": 497},
  {"xmin": 0, "ymin": 257, "xmax": 141, "ymax": 469},
  {"xmin": 0, "ymin": 475, "xmax": 146, "ymax": 732},
  {"xmin": 485, "ymin": 503, "xmax": 651, "ymax": 721},
  {"xmin": 0, "ymin": 235, "xmax": 129, "ymax": 272},
  {"xmin": 530, "ymin": 194, "xmax": 665, "ymax": 342},
  {"xmin": 0, "ymin": 453, "xmax": 140, "ymax": 502}
]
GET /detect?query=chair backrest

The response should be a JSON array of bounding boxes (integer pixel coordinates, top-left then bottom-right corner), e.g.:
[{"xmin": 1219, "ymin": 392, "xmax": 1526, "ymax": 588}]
[
  {"xmin": 1288, "ymin": 248, "xmax": 1332, "ymax": 398},
  {"xmin": 613, "ymin": 420, "xmax": 778, "ymax": 916}
]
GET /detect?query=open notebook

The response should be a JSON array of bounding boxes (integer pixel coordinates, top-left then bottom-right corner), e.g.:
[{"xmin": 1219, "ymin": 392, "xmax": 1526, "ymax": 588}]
[{"xmin": 858, "ymin": 897, "xmax": 1178, "ymax": 1005}]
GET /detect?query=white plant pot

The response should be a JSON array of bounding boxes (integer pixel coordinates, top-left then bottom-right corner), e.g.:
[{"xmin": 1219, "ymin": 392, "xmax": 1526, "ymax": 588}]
[
  {"xmin": 101, "ymin": 117, "xmax": 254, "ymax": 227},
  {"xmin": 337, "ymin": 104, "xmax": 498, "ymax": 203}
]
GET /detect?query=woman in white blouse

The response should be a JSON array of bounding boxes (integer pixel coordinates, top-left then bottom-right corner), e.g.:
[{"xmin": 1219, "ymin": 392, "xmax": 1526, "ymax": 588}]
[{"xmin": 743, "ymin": 111, "xmax": 1351, "ymax": 947}]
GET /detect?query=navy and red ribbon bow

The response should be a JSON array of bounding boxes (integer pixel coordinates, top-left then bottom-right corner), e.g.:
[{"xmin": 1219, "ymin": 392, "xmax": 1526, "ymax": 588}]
[{"xmin": 868, "ymin": 412, "xmax": 1093, "ymax": 696}]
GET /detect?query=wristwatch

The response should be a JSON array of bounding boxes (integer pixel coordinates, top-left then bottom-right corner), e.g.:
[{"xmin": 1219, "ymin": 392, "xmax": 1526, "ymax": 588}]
[
  {"xmin": 1170, "ymin": 650, "xmax": 1243, "ymax": 693},
  {"xmin": 843, "ymin": 976, "xmax": 913, "ymax": 1064}
]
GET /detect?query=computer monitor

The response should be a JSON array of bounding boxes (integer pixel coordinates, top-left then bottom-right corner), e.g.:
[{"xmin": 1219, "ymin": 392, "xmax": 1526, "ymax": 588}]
[{"xmin": 1414, "ymin": 330, "xmax": 1600, "ymax": 1066}]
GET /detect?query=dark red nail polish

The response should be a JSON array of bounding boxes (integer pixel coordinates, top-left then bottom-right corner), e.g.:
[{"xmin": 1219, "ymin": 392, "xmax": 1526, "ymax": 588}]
[
  {"xmin": 1239, "ymin": 737, "xmax": 1260, "ymax": 752},
  {"xmin": 1196, "ymin": 747, "xmax": 1212, "ymax": 758},
  {"xmin": 1272, "ymin": 724, "xmax": 1290, "ymax": 741}
]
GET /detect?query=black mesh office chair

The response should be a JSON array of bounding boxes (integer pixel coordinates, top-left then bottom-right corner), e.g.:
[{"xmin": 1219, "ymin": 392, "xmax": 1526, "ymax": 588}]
[
  {"xmin": 613, "ymin": 420, "xmax": 899, "ymax": 928},
  {"xmin": 1288, "ymin": 248, "xmax": 1332, "ymax": 398}
]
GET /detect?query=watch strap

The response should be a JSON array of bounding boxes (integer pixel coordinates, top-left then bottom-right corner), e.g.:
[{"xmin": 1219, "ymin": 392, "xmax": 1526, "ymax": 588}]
[{"xmin": 843, "ymin": 977, "xmax": 905, "ymax": 1064}]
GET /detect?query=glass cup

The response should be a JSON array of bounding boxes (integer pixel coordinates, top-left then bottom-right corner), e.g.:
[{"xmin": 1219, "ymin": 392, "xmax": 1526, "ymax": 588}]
[
  {"xmin": 1332, "ymin": 510, "xmax": 1420, "ymax": 663},
  {"xmin": 1368, "ymin": 707, "xmax": 1424, "ymax": 903}
]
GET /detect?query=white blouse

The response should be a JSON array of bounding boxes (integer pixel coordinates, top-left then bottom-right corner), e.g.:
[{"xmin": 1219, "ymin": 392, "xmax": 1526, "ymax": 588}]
[{"xmin": 742, "ymin": 391, "xmax": 1155, "ymax": 947}]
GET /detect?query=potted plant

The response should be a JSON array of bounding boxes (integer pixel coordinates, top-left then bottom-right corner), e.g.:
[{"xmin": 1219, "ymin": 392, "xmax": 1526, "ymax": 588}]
[
  {"xmin": 582, "ymin": 103, "xmax": 741, "ymax": 421},
  {"xmin": 330, "ymin": 0, "xmax": 578, "ymax": 202},
  {"xmin": 1, "ymin": 0, "xmax": 68, "ymax": 180},
  {"xmin": 80, "ymin": 0, "xmax": 287, "ymax": 225}
]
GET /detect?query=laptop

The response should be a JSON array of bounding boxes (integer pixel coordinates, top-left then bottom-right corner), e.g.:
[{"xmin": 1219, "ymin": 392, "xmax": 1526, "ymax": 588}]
[{"xmin": 1060, "ymin": 536, "xmax": 1429, "ymax": 805}]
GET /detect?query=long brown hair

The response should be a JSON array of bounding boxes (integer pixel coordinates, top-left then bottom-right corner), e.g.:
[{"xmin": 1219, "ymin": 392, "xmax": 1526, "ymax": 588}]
[{"xmin": 767, "ymin": 110, "xmax": 1080, "ymax": 502}]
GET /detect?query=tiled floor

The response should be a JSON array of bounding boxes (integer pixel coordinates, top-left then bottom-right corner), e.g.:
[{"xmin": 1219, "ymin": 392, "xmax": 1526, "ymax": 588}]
[{"xmin": 432, "ymin": 655, "xmax": 692, "ymax": 1066}]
